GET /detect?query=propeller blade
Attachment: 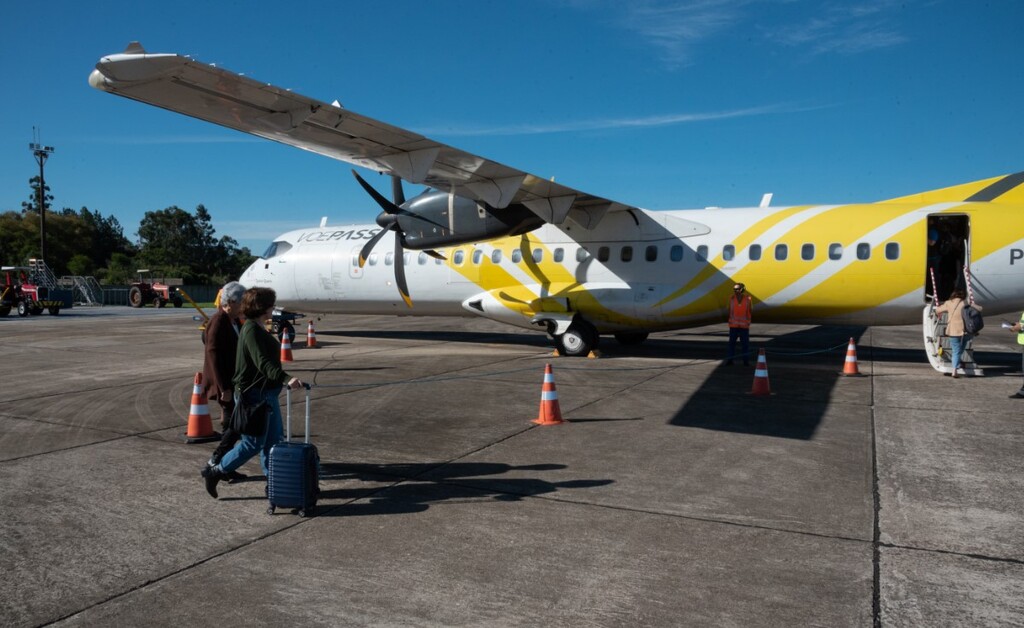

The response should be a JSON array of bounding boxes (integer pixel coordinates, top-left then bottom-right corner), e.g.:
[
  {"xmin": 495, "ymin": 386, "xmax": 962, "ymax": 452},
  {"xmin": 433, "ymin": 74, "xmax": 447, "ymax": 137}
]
[
  {"xmin": 424, "ymin": 250, "xmax": 447, "ymax": 261},
  {"xmin": 351, "ymin": 170, "xmax": 402, "ymax": 215},
  {"xmin": 391, "ymin": 175, "xmax": 406, "ymax": 206},
  {"xmin": 358, "ymin": 227, "xmax": 390, "ymax": 268},
  {"xmin": 393, "ymin": 235, "xmax": 413, "ymax": 308}
]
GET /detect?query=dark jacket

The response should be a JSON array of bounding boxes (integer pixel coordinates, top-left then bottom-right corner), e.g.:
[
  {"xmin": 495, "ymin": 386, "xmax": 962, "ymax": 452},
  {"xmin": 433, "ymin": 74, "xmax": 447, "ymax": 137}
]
[
  {"xmin": 203, "ymin": 308, "xmax": 240, "ymax": 400},
  {"xmin": 233, "ymin": 319, "xmax": 290, "ymax": 392}
]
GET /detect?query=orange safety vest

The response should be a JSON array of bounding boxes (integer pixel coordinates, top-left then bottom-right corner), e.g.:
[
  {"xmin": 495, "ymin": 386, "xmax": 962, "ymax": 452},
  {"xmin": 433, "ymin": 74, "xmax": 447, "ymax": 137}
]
[{"xmin": 728, "ymin": 294, "xmax": 752, "ymax": 328}]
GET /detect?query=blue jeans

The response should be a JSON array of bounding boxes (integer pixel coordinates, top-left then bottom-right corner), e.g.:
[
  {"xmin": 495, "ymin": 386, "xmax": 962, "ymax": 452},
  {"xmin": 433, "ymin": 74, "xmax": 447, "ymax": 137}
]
[
  {"xmin": 727, "ymin": 327, "xmax": 750, "ymax": 363},
  {"xmin": 949, "ymin": 335, "xmax": 964, "ymax": 371},
  {"xmin": 218, "ymin": 386, "xmax": 283, "ymax": 477}
]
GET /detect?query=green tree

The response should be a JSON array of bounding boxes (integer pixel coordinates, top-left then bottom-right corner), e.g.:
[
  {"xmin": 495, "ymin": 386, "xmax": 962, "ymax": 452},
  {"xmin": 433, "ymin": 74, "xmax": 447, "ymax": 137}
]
[
  {"xmin": 21, "ymin": 176, "xmax": 53, "ymax": 214},
  {"xmin": 136, "ymin": 204, "xmax": 253, "ymax": 283}
]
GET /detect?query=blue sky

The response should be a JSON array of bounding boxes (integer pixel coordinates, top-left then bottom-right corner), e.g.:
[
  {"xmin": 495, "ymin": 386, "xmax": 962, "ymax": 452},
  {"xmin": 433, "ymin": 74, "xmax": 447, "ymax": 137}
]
[{"xmin": 2, "ymin": 1, "xmax": 1022, "ymax": 253}]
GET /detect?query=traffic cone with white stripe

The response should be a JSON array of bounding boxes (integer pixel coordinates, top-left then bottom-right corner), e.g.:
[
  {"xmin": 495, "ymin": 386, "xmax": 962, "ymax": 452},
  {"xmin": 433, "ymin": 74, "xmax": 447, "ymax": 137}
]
[
  {"xmin": 184, "ymin": 372, "xmax": 220, "ymax": 443},
  {"xmin": 749, "ymin": 349, "xmax": 772, "ymax": 396},
  {"xmin": 306, "ymin": 320, "xmax": 318, "ymax": 348},
  {"xmin": 280, "ymin": 330, "xmax": 294, "ymax": 362},
  {"xmin": 532, "ymin": 364, "xmax": 565, "ymax": 425},
  {"xmin": 841, "ymin": 337, "xmax": 863, "ymax": 376}
]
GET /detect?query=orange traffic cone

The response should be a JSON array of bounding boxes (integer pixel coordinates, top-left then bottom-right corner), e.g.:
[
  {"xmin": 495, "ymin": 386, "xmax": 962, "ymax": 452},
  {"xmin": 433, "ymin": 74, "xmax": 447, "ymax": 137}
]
[
  {"xmin": 841, "ymin": 337, "xmax": 863, "ymax": 376},
  {"xmin": 532, "ymin": 364, "xmax": 565, "ymax": 425},
  {"xmin": 749, "ymin": 349, "xmax": 771, "ymax": 396},
  {"xmin": 306, "ymin": 320, "xmax": 318, "ymax": 348},
  {"xmin": 280, "ymin": 330, "xmax": 294, "ymax": 362},
  {"xmin": 184, "ymin": 372, "xmax": 220, "ymax": 443}
]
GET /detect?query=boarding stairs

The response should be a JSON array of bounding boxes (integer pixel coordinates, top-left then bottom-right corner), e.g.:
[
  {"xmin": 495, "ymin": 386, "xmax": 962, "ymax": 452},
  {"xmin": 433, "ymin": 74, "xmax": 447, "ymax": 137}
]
[
  {"xmin": 59, "ymin": 275, "xmax": 103, "ymax": 306},
  {"xmin": 26, "ymin": 258, "xmax": 58, "ymax": 289}
]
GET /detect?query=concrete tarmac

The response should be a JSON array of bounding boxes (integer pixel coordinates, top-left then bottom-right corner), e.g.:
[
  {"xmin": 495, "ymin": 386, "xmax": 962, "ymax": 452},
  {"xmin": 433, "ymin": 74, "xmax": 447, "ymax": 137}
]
[{"xmin": 1, "ymin": 307, "xmax": 1022, "ymax": 626}]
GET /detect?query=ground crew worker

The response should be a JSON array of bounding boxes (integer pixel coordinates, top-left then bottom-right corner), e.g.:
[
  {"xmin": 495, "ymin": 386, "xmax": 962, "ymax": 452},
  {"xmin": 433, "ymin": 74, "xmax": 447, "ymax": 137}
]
[
  {"xmin": 1009, "ymin": 311, "xmax": 1024, "ymax": 398},
  {"xmin": 726, "ymin": 283, "xmax": 752, "ymax": 366}
]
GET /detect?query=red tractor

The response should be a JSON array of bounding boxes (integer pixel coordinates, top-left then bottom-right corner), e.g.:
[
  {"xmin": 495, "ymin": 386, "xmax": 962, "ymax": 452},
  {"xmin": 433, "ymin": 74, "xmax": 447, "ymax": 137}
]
[
  {"xmin": 0, "ymin": 266, "xmax": 73, "ymax": 316},
  {"xmin": 128, "ymin": 269, "xmax": 183, "ymax": 308}
]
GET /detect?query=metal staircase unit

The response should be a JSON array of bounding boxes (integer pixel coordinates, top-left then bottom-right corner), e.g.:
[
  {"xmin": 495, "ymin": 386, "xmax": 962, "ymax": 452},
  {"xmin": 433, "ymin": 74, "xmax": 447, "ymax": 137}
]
[{"xmin": 59, "ymin": 275, "xmax": 104, "ymax": 306}]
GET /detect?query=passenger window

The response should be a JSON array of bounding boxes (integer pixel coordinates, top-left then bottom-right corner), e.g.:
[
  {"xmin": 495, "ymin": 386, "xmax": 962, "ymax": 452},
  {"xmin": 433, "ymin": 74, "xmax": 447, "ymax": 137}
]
[
  {"xmin": 453, "ymin": 250, "xmax": 465, "ymax": 265},
  {"xmin": 857, "ymin": 243, "xmax": 870, "ymax": 260},
  {"xmin": 885, "ymin": 242, "xmax": 900, "ymax": 260},
  {"xmin": 775, "ymin": 244, "xmax": 788, "ymax": 261},
  {"xmin": 576, "ymin": 248, "xmax": 589, "ymax": 262},
  {"xmin": 418, "ymin": 252, "xmax": 428, "ymax": 265},
  {"xmin": 554, "ymin": 248, "xmax": 564, "ymax": 263},
  {"xmin": 696, "ymin": 245, "xmax": 708, "ymax": 261},
  {"xmin": 598, "ymin": 246, "xmax": 610, "ymax": 262},
  {"xmin": 645, "ymin": 245, "xmax": 658, "ymax": 262},
  {"xmin": 801, "ymin": 244, "xmax": 814, "ymax": 261},
  {"xmin": 828, "ymin": 243, "xmax": 843, "ymax": 260},
  {"xmin": 670, "ymin": 245, "xmax": 683, "ymax": 261},
  {"xmin": 472, "ymin": 249, "xmax": 483, "ymax": 264},
  {"xmin": 491, "ymin": 250, "xmax": 502, "ymax": 264},
  {"xmin": 368, "ymin": 253, "xmax": 378, "ymax": 266},
  {"xmin": 351, "ymin": 252, "xmax": 360, "ymax": 266},
  {"xmin": 723, "ymin": 245, "xmax": 735, "ymax": 261},
  {"xmin": 511, "ymin": 249, "xmax": 522, "ymax": 263},
  {"xmin": 435, "ymin": 256, "xmax": 444, "ymax": 265},
  {"xmin": 403, "ymin": 252, "xmax": 411, "ymax": 265},
  {"xmin": 749, "ymin": 244, "xmax": 761, "ymax": 261},
  {"xmin": 385, "ymin": 252, "xmax": 393, "ymax": 266},
  {"xmin": 533, "ymin": 248, "xmax": 543, "ymax": 263},
  {"xmin": 621, "ymin": 246, "xmax": 633, "ymax": 262}
]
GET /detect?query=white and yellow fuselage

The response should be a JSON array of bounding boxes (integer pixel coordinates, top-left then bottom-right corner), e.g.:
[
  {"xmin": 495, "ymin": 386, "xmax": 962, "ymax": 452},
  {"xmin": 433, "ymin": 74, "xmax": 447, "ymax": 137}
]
[{"xmin": 242, "ymin": 174, "xmax": 1024, "ymax": 336}]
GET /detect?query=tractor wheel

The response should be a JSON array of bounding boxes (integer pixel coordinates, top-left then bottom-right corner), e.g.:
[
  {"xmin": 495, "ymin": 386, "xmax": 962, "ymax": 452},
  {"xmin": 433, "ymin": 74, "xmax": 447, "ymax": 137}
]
[
  {"xmin": 0, "ymin": 305, "xmax": 10, "ymax": 317},
  {"xmin": 153, "ymin": 296, "xmax": 164, "ymax": 308},
  {"xmin": 48, "ymin": 306, "xmax": 60, "ymax": 315},
  {"xmin": 17, "ymin": 300, "xmax": 29, "ymax": 317},
  {"xmin": 128, "ymin": 287, "xmax": 144, "ymax": 308},
  {"xmin": 172, "ymin": 297, "xmax": 183, "ymax": 308}
]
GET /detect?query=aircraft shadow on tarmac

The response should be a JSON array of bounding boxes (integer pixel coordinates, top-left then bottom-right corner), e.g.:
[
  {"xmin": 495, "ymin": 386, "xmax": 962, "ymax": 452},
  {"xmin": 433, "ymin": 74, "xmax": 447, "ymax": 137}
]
[
  {"xmin": 667, "ymin": 325, "xmax": 872, "ymax": 441},
  {"xmin": 308, "ymin": 461, "xmax": 614, "ymax": 517}
]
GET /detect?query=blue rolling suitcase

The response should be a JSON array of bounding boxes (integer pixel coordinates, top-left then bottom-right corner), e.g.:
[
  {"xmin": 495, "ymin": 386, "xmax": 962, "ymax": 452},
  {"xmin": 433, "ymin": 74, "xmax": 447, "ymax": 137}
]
[{"xmin": 267, "ymin": 384, "xmax": 319, "ymax": 517}]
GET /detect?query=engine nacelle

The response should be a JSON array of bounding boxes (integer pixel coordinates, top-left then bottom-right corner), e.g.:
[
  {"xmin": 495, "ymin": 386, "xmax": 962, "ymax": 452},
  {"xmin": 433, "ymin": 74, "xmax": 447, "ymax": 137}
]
[{"xmin": 394, "ymin": 190, "xmax": 544, "ymax": 250}]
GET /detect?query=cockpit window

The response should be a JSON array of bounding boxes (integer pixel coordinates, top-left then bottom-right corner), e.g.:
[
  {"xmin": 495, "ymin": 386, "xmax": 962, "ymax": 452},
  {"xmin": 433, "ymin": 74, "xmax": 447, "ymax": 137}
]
[{"xmin": 261, "ymin": 241, "xmax": 292, "ymax": 259}]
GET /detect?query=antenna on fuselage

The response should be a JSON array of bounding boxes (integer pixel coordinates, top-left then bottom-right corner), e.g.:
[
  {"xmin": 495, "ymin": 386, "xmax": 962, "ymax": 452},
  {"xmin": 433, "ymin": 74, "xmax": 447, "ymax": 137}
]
[
  {"xmin": 760, "ymin": 193, "xmax": 773, "ymax": 208},
  {"xmin": 320, "ymin": 217, "xmax": 328, "ymax": 227}
]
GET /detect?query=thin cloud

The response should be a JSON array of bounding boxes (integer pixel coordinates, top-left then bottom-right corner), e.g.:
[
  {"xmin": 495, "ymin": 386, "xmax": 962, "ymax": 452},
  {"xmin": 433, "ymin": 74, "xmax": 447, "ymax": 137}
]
[
  {"xmin": 420, "ymin": 103, "xmax": 818, "ymax": 137},
  {"xmin": 775, "ymin": 1, "xmax": 908, "ymax": 55}
]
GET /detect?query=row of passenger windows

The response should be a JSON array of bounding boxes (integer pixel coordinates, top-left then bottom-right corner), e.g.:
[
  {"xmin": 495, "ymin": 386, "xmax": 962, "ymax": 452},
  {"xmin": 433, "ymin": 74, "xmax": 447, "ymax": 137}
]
[{"xmin": 356, "ymin": 242, "xmax": 901, "ymax": 266}]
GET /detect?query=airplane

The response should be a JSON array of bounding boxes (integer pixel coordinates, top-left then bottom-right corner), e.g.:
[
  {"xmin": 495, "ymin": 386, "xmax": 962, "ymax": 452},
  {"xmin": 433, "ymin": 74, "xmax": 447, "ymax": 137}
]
[{"xmin": 89, "ymin": 43, "xmax": 1024, "ymax": 369}]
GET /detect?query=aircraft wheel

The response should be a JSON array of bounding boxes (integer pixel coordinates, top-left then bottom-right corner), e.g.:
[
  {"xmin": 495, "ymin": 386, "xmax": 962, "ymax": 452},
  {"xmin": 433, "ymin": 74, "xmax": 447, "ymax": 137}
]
[{"xmin": 559, "ymin": 320, "xmax": 598, "ymax": 356}]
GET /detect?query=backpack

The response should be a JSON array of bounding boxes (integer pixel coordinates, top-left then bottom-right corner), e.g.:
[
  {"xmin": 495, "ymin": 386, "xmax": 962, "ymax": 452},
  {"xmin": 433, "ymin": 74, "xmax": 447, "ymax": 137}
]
[{"xmin": 961, "ymin": 302, "xmax": 984, "ymax": 336}]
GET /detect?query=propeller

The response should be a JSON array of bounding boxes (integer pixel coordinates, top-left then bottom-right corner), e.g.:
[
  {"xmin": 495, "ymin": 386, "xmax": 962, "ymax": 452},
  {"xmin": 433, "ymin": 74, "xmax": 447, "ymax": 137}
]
[{"xmin": 351, "ymin": 170, "xmax": 446, "ymax": 308}]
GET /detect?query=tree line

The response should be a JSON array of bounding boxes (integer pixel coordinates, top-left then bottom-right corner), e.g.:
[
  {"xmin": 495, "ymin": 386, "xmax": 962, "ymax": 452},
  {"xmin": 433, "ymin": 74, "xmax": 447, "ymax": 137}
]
[{"xmin": 1, "ymin": 177, "xmax": 255, "ymax": 285}]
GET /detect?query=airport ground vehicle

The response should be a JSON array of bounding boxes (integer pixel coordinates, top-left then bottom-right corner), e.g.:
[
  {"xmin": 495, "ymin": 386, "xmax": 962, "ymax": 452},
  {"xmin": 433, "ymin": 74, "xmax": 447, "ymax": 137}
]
[
  {"xmin": 0, "ymin": 266, "xmax": 74, "ymax": 317},
  {"xmin": 128, "ymin": 269, "xmax": 183, "ymax": 308}
]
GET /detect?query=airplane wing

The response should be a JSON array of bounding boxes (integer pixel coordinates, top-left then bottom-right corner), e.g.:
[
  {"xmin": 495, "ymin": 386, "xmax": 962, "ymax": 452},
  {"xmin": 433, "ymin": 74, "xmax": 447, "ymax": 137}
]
[{"xmin": 89, "ymin": 42, "xmax": 633, "ymax": 229}]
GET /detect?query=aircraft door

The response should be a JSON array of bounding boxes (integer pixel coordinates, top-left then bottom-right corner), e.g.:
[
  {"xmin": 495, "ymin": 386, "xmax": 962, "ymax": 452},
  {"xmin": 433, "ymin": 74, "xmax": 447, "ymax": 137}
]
[{"xmin": 925, "ymin": 214, "xmax": 969, "ymax": 302}]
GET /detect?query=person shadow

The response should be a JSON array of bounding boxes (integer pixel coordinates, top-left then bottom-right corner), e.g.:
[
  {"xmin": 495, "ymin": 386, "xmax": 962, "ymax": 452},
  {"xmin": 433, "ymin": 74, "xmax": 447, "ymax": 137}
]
[{"xmin": 312, "ymin": 461, "xmax": 614, "ymax": 517}]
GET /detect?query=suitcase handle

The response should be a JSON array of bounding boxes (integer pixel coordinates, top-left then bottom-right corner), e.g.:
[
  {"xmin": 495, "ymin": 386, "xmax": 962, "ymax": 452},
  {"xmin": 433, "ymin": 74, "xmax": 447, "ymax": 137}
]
[{"xmin": 284, "ymin": 385, "xmax": 312, "ymax": 443}]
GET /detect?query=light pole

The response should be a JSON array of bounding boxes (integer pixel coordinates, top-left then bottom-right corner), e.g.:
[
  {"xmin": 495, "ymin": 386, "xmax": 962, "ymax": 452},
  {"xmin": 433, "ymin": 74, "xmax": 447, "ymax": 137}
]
[{"xmin": 29, "ymin": 142, "xmax": 55, "ymax": 264}]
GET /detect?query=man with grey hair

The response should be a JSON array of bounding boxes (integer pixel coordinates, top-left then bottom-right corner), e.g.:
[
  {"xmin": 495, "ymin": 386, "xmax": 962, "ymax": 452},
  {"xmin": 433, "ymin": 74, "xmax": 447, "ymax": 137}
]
[{"xmin": 203, "ymin": 281, "xmax": 247, "ymax": 479}]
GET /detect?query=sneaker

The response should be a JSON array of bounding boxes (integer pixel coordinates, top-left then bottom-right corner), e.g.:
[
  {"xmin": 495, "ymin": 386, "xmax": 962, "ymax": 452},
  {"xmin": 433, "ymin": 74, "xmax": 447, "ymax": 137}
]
[
  {"xmin": 1009, "ymin": 392, "xmax": 1024, "ymax": 399},
  {"xmin": 951, "ymin": 372, "xmax": 959, "ymax": 379},
  {"xmin": 200, "ymin": 466, "xmax": 223, "ymax": 499}
]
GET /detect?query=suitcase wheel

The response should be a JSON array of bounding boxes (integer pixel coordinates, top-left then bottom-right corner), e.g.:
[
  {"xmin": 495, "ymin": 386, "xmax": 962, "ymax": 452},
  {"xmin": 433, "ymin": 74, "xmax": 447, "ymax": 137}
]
[
  {"xmin": 267, "ymin": 505, "xmax": 275, "ymax": 516},
  {"xmin": 297, "ymin": 506, "xmax": 314, "ymax": 518}
]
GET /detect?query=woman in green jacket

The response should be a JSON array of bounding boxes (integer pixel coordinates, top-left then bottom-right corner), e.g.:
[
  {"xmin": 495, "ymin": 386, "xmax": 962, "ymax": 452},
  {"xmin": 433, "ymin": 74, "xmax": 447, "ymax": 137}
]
[{"xmin": 202, "ymin": 287, "xmax": 304, "ymax": 498}]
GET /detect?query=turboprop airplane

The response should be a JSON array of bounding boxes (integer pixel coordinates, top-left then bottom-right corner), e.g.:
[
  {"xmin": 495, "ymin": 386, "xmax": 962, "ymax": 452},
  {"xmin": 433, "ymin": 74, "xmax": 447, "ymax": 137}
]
[{"xmin": 90, "ymin": 43, "xmax": 1024, "ymax": 368}]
